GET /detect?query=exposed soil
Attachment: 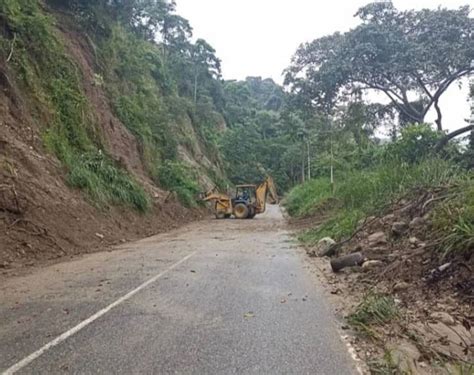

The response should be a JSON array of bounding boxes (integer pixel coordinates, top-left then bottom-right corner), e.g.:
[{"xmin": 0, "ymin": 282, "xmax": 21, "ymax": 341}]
[
  {"xmin": 0, "ymin": 18, "xmax": 204, "ymax": 272},
  {"xmin": 292, "ymin": 191, "xmax": 473, "ymax": 374}
]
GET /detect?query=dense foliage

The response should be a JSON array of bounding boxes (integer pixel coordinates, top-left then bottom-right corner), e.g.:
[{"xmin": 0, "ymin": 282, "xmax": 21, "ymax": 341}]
[{"xmin": 0, "ymin": 0, "xmax": 226, "ymax": 208}]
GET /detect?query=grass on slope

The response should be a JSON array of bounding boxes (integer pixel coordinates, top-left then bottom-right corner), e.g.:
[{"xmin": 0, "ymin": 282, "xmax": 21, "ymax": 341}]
[
  {"xmin": 285, "ymin": 157, "xmax": 472, "ymax": 256},
  {"xmin": 1, "ymin": 0, "xmax": 151, "ymax": 211}
]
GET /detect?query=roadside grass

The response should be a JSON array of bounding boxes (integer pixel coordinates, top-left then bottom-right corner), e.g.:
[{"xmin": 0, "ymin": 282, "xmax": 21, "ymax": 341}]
[
  {"xmin": 348, "ymin": 293, "xmax": 399, "ymax": 327},
  {"xmin": 432, "ymin": 180, "xmax": 474, "ymax": 257},
  {"xmin": 285, "ymin": 158, "xmax": 466, "ymax": 247}
]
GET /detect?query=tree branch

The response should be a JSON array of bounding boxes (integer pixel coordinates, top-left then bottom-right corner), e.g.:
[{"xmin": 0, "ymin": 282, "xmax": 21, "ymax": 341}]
[
  {"xmin": 6, "ymin": 33, "xmax": 16, "ymax": 63},
  {"xmin": 435, "ymin": 125, "xmax": 474, "ymax": 152}
]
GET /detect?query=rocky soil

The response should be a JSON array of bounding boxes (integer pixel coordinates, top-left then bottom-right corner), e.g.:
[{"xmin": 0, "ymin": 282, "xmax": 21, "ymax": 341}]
[{"xmin": 296, "ymin": 191, "xmax": 473, "ymax": 374}]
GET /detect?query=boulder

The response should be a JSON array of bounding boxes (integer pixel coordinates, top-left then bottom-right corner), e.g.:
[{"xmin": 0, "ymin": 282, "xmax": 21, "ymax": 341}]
[
  {"xmin": 315, "ymin": 237, "xmax": 336, "ymax": 257},
  {"xmin": 382, "ymin": 214, "xmax": 395, "ymax": 223},
  {"xmin": 391, "ymin": 221, "xmax": 408, "ymax": 236},
  {"xmin": 430, "ymin": 311, "xmax": 455, "ymax": 326},
  {"xmin": 393, "ymin": 281, "xmax": 410, "ymax": 292},
  {"xmin": 388, "ymin": 341, "xmax": 421, "ymax": 374},
  {"xmin": 409, "ymin": 237, "xmax": 419, "ymax": 245},
  {"xmin": 409, "ymin": 217, "xmax": 425, "ymax": 229},
  {"xmin": 368, "ymin": 231, "xmax": 387, "ymax": 246},
  {"xmin": 362, "ymin": 260, "xmax": 384, "ymax": 269}
]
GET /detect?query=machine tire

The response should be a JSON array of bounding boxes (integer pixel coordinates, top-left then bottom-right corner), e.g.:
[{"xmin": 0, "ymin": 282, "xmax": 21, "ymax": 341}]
[
  {"xmin": 233, "ymin": 203, "xmax": 249, "ymax": 219},
  {"xmin": 247, "ymin": 206, "xmax": 256, "ymax": 219}
]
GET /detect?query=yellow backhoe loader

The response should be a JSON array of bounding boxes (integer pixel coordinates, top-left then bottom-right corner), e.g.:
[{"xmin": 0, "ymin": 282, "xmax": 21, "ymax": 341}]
[{"xmin": 202, "ymin": 177, "xmax": 278, "ymax": 219}]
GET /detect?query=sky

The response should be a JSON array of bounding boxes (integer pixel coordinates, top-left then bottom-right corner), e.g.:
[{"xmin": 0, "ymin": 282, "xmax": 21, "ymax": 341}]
[{"xmin": 176, "ymin": 0, "xmax": 472, "ymax": 132}]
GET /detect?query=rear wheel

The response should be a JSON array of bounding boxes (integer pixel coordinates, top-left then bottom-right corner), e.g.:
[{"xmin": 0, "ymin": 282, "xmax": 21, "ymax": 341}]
[
  {"xmin": 233, "ymin": 203, "xmax": 249, "ymax": 219},
  {"xmin": 247, "ymin": 206, "xmax": 256, "ymax": 219}
]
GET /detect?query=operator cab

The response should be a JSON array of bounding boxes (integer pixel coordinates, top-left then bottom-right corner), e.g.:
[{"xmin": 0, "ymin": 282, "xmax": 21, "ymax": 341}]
[{"xmin": 234, "ymin": 184, "xmax": 256, "ymax": 204}]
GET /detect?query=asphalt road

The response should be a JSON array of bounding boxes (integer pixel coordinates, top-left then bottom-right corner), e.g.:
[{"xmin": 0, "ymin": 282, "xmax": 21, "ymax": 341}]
[{"xmin": 0, "ymin": 205, "xmax": 358, "ymax": 374}]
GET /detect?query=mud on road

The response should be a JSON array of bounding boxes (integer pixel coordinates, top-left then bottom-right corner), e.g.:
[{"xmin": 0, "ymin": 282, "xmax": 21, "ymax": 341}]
[{"xmin": 0, "ymin": 205, "xmax": 359, "ymax": 374}]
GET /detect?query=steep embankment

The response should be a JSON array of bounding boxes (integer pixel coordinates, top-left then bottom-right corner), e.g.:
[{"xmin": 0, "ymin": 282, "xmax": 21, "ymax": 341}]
[
  {"xmin": 0, "ymin": 1, "xmax": 226, "ymax": 268},
  {"xmin": 285, "ymin": 156, "xmax": 473, "ymax": 372}
]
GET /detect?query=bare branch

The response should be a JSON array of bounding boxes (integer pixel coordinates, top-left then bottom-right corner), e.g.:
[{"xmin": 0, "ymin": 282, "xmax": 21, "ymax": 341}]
[{"xmin": 6, "ymin": 33, "xmax": 16, "ymax": 63}]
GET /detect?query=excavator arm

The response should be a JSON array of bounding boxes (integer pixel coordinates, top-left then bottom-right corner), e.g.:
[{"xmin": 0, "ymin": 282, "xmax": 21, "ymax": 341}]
[{"xmin": 255, "ymin": 176, "xmax": 278, "ymax": 214}]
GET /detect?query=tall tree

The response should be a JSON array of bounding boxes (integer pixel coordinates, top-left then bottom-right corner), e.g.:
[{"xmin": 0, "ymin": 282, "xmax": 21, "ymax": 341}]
[
  {"xmin": 285, "ymin": 2, "xmax": 474, "ymax": 132},
  {"xmin": 190, "ymin": 39, "xmax": 221, "ymax": 103}
]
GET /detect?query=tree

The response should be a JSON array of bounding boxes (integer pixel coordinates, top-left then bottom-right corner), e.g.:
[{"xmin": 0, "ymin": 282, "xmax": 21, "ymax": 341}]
[
  {"xmin": 190, "ymin": 39, "xmax": 221, "ymax": 103},
  {"xmin": 285, "ymin": 3, "xmax": 474, "ymax": 132}
]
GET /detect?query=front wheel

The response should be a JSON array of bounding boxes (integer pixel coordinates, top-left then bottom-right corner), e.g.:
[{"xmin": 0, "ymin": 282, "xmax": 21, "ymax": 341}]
[{"xmin": 233, "ymin": 203, "xmax": 249, "ymax": 219}]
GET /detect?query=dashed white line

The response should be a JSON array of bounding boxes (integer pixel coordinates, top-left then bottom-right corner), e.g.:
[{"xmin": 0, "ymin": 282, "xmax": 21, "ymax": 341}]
[{"xmin": 2, "ymin": 251, "xmax": 197, "ymax": 375}]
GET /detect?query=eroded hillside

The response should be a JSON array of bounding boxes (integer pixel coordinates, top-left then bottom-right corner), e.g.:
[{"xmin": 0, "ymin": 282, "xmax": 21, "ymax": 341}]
[{"xmin": 0, "ymin": 0, "xmax": 227, "ymax": 267}]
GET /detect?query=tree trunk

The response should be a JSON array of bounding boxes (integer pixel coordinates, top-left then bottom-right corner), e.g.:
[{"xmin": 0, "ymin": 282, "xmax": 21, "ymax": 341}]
[
  {"xmin": 193, "ymin": 73, "xmax": 198, "ymax": 104},
  {"xmin": 434, "ymin": 99, "xmax": 443, "ymax": 131},
  {"xmin": 330, "ymin": 252, "xmax": 364, "ymax": 272},
  {"xmin": 301, "ymin": 154, "xmax": 305, "ymax": 184},
  {"xmin": 307, "ymin": 140, "xmax": 311, "ymax": 180}
]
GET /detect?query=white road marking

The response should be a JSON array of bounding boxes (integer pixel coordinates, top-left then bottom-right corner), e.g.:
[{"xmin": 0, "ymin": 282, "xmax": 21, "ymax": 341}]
[{"xmin": 2, "ymin": 251, "xmax": 197, "ymax": 375}]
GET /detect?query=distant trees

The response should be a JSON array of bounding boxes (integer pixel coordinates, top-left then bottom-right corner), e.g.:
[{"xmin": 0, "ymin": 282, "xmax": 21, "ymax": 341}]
[{"xmin": 285, "ymin": 3, "xmax": 474, "ymax": 132}]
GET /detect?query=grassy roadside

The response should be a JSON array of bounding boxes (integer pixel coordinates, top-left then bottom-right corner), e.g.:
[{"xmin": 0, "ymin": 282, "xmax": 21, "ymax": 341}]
[{"xmin": 285, "ymin": 157, "xmax": 473, "ymax": 256}]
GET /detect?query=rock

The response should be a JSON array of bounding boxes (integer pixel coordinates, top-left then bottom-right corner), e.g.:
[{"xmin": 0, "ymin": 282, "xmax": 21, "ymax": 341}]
[
  {"xmin": 427, "ymin": 322, "xmax": 471, "ymax": 358},
  {"xmin": 362, "ymin": 260, "xmax": 383, "ymax": 269},
  {"xmin": 382, "ymin": 214, "xmax": 395, "ymax": 223},
  {"xmin": 357, "ymin": 218, "xmax": 366, "ymax": 229},
  {"xmin": 393, "ymin": 281, "xmax": 410, "ymax": 292},
  {"xmin": 388, "ymin": 341, "xmax": 421, "ymax": 374},
  {"xmin": 409, "ymin": 237, "xmax": 419, "ymax": 245},
  {"xmin": 409, "ymin": 217, "xmax": 425, "ymax": 229},
  {"xmin": 315, "ymin": 237, "xmax": 336, "ymax": 257},
  {"xmin": 391, "ymin": 221, "xmax": 408, "ymax": 236},
  {"xmin": 430, "ymin": 311, "xmax": 455, "ymax": 326},
  {"xmin": 368, "ymin": 231, "xmax": 387, "ymax": 246},
  {"xmin": 95, "ymin": 233, "xmax": 104, "ymax": 239}
]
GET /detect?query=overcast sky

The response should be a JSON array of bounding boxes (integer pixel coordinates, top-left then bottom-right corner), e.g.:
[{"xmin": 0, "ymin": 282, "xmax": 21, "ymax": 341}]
[{"xmin": 176, "ymin": 0, "xmax": 472, "ymax": 132}]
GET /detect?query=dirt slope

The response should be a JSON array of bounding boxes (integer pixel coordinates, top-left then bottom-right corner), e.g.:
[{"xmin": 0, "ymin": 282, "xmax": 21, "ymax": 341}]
[{"xmin": 0, "ymin": 12, "xmax": 214, "ymax": 270}]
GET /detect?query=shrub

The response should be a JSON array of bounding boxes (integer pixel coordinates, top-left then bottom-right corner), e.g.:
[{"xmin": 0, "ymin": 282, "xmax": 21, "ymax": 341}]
[
  {"xmin": 158, "ymin": 161, "xmax": 200, "ymax": 207},
  {"xmin": 384, "ymin": 124, "xmax": 442, "ymax": 163}
]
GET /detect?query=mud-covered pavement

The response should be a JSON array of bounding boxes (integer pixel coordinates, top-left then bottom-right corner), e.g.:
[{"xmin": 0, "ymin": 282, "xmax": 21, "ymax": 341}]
[{"xmin": 0, "ymin": 205, "xmax": 358, "ymax": 374}]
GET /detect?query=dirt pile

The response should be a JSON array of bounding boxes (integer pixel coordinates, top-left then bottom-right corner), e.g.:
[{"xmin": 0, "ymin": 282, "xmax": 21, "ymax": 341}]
[{"xmin": 302, "ymin": 189, "xmax": 473, "ymax": 373}]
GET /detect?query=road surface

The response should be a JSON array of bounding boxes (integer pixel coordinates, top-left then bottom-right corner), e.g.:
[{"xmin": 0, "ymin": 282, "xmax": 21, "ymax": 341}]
[{"xmin": 0, "ymin": 205, "xmax": 358, "ymax": 374}]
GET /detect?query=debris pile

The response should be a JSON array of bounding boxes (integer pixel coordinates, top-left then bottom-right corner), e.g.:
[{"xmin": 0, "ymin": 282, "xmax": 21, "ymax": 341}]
[{"xmin": 304, "ymin": 191, "xmax": 473, "ymax": 373}]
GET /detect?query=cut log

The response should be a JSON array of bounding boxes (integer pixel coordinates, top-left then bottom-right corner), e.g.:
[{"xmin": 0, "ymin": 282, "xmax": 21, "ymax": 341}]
[{"xmin": 330, "ymin": 252, "xmax": 364, "ymax": 272}]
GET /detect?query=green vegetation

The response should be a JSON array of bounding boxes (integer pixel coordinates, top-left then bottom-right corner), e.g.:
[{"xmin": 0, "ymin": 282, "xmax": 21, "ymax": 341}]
[
  {"xmin": 67, "ymin": 152, "xmax": 149, "ymax": 212},
  {"xmin": 348, "ymin": 293, "xmax": 399, "ymax": 328},
  {"xmin": 432, "ymin": 181, "xmax": 474, "ymax": 257},
  {"xmin": 158, "ymin": 161, "xmax": 200, "ymax": 207},
  {"xmin": 0, "ymin": 0, "xmax": 228, "ymax": 209},
  {"xmin": 285, "ymin": 125, "xmax": 469, "ymax": 245},
  {"xmin": 0, "ymin": 0, "xmax": 149, "ymax": 211}
]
